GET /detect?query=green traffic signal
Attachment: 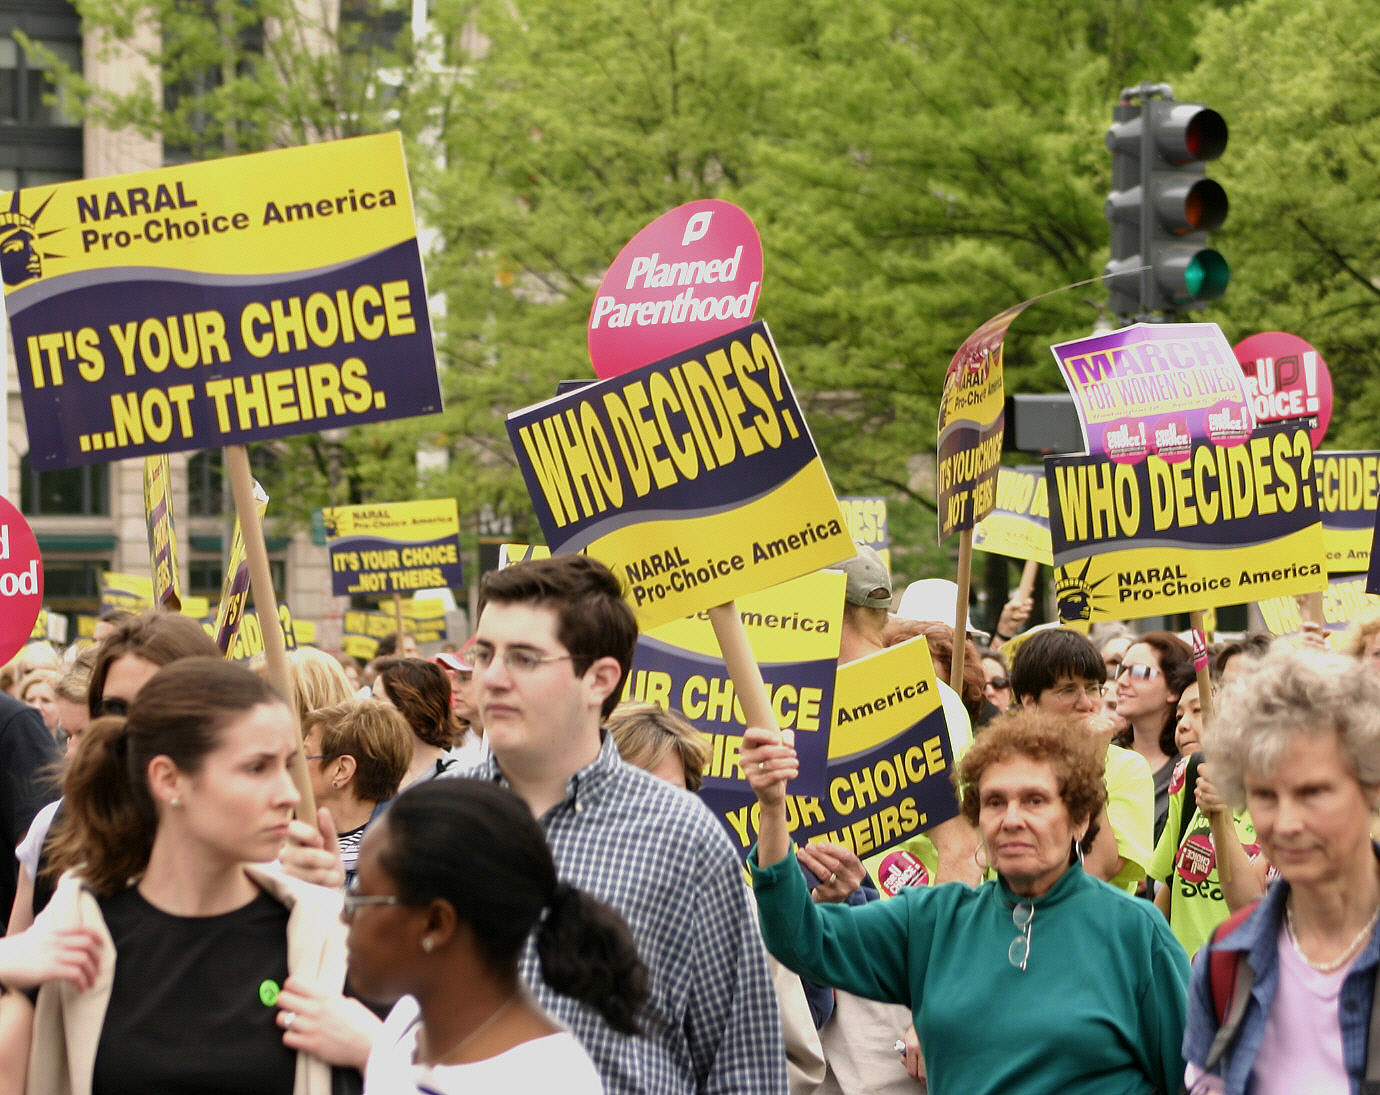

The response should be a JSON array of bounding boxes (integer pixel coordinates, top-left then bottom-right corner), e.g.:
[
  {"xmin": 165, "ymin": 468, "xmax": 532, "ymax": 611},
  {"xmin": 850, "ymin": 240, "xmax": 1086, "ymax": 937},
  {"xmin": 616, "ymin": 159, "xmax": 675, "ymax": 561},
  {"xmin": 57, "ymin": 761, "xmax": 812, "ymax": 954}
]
[{"xmin": 1185, "ymin": 250, "xmax": 1229, "ymax": 301}]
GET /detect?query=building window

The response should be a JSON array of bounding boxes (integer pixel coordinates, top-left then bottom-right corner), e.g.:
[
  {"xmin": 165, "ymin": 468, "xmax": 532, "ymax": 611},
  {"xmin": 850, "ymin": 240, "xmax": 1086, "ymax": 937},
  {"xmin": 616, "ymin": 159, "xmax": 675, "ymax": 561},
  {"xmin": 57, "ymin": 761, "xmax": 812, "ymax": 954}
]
[
  {"xmin": 0, "ymin": 35, "xmax": 81, "ymax": 126},
  {"xmin": 20, "ymin": 453, "xmax": 110, "ymax": 516},
  {"xmin": 188, "ymin": 557, "xmax": 223, "ymax": 596},
  {"xmin": 187, "ymin": 450, "xmax": 225, "ymax": 517},
  {"xmin": 42, "ymin": 557, "xmax": 107, "ymax": 611},
  {"xmin": 0, "ymin": 1, "xmax": 83, "ymax": 185},
  {"xmin": 189, "ymin": 556, "xmax": 286, "ymax": 596},
  {"xmin": 340, "ymin": 0, "xmax": 409, "ymax": 58}
]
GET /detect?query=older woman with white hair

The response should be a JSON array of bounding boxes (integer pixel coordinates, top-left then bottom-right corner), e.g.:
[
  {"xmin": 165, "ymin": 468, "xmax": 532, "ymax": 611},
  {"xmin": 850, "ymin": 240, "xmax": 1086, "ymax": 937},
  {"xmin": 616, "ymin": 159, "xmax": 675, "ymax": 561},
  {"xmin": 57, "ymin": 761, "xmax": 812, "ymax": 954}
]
[{"xmin": 1184, "ymin": 645, "xmax": 1380, "ymax": 1094}]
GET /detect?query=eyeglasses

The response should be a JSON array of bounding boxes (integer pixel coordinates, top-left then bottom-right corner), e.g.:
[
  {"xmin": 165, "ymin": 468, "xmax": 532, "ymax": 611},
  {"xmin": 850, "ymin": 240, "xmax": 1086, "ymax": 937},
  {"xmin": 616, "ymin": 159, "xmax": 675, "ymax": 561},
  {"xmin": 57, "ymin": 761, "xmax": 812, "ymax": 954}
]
[
  {"xmin": 96, "ymin": 698, "xmax": 130, "ymax": 717},
  {"xmin": 460, "ymin": 645, "xmax": 579, "ymax": 674},
  {"xmin": 1009, "ymin": 901, "xmax": 1035, "ymax": 972},
  {"xmin": 1115, "ymin": 663, "xmax": 1162, "ymax": 682},
  {"xmin": 341, "ymin": 885, "xmax": 402, "ymax": 921},
  {"xmin": 303, "ymin": 754, "xmax": 326, "ymax": 762},
  {"xmin": 1047, "ymin": 682, "xmax": 1105, "ymax": 702}
]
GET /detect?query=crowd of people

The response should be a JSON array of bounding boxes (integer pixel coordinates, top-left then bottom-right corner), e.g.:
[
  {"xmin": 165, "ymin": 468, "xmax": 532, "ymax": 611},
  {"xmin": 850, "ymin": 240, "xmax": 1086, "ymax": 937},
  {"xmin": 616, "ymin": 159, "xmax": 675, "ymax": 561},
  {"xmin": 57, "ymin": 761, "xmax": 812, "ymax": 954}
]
[{"xmin": 2, "ymin": 551, "xmax": 1380, "ymax": 1094}]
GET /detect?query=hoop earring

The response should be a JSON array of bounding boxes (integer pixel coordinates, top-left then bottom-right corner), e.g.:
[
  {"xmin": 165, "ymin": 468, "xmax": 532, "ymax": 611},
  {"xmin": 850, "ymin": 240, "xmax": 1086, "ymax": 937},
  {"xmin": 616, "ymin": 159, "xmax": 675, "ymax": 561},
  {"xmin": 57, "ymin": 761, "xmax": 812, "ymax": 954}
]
[
  {"xmin": 1073, "ymin": 838, "xmax": 1085, "ymax": 866},
  {"xmin": 974, "ymin": 844, "xmax": 990, "ymax": 872}
]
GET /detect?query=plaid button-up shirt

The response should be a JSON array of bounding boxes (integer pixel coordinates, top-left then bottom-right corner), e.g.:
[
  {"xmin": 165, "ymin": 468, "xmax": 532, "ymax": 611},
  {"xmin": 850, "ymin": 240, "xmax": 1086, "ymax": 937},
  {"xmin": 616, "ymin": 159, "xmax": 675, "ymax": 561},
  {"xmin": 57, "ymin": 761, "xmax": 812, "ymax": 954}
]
[{"xmin": 467, "ymin": 734, "xmax": 787, "ymax": 1094}]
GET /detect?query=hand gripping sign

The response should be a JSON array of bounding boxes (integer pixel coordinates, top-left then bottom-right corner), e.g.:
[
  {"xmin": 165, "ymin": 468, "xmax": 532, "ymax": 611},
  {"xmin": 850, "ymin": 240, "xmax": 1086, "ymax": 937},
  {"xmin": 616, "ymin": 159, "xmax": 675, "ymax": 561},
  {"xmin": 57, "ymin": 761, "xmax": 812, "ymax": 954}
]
[
  {"xmin": 704, "ymin": 636, "xmax": 958, "ymax": 865},
  {"xmin": 625, "ymin": 570, "xmax": 845, "ymax": 798}
]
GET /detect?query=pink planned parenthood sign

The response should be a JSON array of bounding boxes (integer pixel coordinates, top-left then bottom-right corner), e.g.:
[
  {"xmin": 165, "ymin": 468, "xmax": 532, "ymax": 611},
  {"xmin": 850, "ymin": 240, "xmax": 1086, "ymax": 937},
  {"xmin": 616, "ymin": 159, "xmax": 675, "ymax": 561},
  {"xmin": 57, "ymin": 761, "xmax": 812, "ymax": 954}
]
[{"xmin": 588, "ymin": 199, "xmax": 763, "ymax": 378}]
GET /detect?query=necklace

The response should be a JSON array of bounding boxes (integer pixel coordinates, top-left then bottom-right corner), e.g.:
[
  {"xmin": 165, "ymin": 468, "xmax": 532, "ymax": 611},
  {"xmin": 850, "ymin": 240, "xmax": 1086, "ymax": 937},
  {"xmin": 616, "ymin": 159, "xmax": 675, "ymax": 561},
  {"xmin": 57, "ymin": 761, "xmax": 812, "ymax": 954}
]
[
  {"xmin": 419, "ymin": 993, "xmax": 519, "ymax": 1066},
  {"xmin": 1285, "ymin": 900, "xmax": 1380, "ymax": 974}
]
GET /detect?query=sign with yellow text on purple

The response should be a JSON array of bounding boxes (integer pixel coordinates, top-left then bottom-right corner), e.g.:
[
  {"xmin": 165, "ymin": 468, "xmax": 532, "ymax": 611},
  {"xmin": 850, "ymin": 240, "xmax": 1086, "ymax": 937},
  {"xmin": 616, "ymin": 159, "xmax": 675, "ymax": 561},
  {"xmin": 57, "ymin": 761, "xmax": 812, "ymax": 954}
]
[
  {"xmin": 5, "ymin": 133, "xmax": 439, "ymax": 469},
  {"xmin": 508, "ymin": 320, "xmax": 851, "ymax": 630},
  {"xmin": 625, "ymin": 570, "xmax": 844, "ymax": 798}
]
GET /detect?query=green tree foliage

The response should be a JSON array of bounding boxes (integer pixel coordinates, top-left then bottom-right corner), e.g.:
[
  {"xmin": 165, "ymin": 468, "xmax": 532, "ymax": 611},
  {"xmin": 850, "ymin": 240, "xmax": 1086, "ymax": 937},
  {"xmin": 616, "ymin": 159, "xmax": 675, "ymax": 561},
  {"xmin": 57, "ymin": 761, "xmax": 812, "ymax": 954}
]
[
  {"xmin": 24, "ymin": 0, "xmax": 419, "ymax": 532},
  {"xmin": 1192, "ymin": 0, "xmax": 1380, "ymax": 449},
  {"xmin": 409, "ymin": 0, "xmax": 1214, "ymax": 581},
  {"xmin": 41, "ymin": 0, "xmax": 405, "ymax": 155},
  {"xmin": 41, "ymin": 0, "xmax": 1263, "ymax": 591}
]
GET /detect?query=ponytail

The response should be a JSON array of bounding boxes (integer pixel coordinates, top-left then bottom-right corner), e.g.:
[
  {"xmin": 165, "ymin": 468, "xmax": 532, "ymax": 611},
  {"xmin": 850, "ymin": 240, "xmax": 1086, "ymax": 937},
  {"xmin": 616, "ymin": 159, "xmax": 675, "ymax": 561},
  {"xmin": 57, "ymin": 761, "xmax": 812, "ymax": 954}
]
[
  {"xmin": 380, "ymin": 780, "xmax": 648, "ymax": 1034},
  {"xmin": 535, "ymin": 882, "xmax": 647, "ymax": 1035},
  {"xmin": 45, "ymin": 715, "xmax": 157, "ymax": 894}
]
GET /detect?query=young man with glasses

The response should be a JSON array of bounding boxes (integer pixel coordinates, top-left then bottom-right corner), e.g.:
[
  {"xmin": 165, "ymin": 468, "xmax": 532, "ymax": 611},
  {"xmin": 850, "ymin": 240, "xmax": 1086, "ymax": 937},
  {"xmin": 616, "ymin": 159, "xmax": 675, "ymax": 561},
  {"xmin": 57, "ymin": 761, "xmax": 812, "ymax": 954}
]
[
  {"xmin": 457, "ymin": 553, "xmax": 787, "ymax": 1095},
  {"xmin": 1009, "ymin": 627, "xmax": 1154, "ymax": 893}
]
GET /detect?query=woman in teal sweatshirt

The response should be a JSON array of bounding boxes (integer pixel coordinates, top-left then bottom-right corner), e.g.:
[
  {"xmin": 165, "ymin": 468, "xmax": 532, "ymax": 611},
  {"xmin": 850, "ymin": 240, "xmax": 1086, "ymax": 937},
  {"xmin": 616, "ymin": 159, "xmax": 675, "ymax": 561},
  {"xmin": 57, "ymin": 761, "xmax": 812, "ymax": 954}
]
[{"xmin": 744, "ymin": 706, "xmax": 1190, "ymax": 1095}]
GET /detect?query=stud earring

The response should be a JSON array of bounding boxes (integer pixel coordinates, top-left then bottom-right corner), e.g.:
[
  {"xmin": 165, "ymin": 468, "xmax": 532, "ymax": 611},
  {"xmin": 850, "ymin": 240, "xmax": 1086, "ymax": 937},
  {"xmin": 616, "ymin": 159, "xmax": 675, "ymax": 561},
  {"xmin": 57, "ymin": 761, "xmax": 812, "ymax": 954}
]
[{"xmin": 421, "ymin": 937, "xmax": 435, "ymax": 954}]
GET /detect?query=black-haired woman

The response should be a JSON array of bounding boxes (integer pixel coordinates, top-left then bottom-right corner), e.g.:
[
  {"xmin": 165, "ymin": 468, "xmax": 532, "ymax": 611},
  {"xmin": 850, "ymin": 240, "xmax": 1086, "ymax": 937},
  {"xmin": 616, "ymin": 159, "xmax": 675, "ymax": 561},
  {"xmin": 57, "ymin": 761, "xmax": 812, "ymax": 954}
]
[
  {"xmin": 23, "ymin": 657, "xmax": 359, "ymax": 1095},
  {"xmin": 348, "ymin": 778, "xmax": 646, "ymax": 1093}
]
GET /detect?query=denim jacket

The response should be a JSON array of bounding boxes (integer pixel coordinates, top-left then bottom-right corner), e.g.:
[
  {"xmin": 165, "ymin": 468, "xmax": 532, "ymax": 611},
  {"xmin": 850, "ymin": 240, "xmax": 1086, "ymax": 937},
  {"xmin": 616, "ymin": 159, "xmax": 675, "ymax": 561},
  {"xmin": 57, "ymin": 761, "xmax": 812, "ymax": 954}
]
[{"xmin": 1184, "ymin": 864, "xmax": 1380, "ymax": 1095}]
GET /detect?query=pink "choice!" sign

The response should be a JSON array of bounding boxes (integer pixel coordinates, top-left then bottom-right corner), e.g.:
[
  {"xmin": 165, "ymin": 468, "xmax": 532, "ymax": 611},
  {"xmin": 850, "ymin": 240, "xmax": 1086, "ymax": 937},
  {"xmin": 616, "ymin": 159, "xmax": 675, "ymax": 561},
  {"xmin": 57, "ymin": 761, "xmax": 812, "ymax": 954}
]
[
  {"xmin": 1233, "ymin": 330, "xmax": 1333, "ymax": 450},
  {"xmin": 588, "ymin": 199, "xmax": 763, "ymax": 379}
]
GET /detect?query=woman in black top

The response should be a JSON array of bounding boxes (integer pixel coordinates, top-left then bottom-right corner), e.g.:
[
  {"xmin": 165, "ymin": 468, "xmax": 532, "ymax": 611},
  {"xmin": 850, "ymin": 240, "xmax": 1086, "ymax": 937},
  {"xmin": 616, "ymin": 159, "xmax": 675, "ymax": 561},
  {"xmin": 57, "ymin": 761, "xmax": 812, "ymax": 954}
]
[{"xmin": 18, "ymin": 658, "xmax": 360, "ymax": 1095}]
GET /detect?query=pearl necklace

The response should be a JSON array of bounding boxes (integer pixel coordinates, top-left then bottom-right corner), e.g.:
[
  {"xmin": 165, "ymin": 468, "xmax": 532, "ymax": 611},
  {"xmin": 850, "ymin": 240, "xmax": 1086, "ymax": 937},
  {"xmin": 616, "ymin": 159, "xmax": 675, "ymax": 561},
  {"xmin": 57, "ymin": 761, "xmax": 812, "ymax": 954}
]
[{"xmin": 1285, "ymin": 900, "xmax": 1380, "ymax": 974}]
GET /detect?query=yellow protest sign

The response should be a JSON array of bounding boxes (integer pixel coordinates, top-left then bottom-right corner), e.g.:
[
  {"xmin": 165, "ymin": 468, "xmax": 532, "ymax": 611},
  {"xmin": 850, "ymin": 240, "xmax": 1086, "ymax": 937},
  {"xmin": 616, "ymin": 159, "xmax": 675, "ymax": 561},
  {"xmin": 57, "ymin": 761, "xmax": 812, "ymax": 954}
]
[
  {"xmin": 628, "ymin": 571, "xmax": 844, "ymax": 797},
  {"xmin": 508, "ymin": 320, "xmax": 850, "ymax": 629},
  {"xmin": 101, "ymin": 571, "xmax": 155, "ymax": 614},
  {"xmin": 324, "ymin": 499, "xmax": 463, "ymax": 596},
  {"xmin": 143, "ymin": 454, "xmax": 182, "ymax": 608},
  {"xmin": 1257, "ymin": 575, "xmax": 1380, "ymax": 639},
  {"xmin": 1048, "ymin": 422, "xmax": 1326, "ymax": 622},
  {"xmin": 709, "ymin": 637, "xmax": 958, "ymax": 862},
  {"xmin": 499, "ymin": 544, "xmax": 550, "ymax": 568},
  {"xmin": 972, "ymin": 466, "xmax": 1053, "ymax": 565},
  {"xmin": 7, "ymin": 133, "xmax": 439, "ymax": 470},
  {"xmin": 1314, "ymin": 451, "xmax": 1380, "ymax": 571}
]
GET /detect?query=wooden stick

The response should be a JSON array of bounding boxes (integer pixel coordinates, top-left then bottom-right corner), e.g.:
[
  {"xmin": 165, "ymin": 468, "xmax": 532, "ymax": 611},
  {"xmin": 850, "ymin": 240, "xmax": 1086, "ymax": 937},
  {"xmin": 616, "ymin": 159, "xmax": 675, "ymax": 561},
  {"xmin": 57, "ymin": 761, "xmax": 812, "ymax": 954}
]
[
  {"xmin": 1189, "ymin": 609, "xmax": 1230, "ymax": 885},
  {"xmin": 707, "ymin": 603, "xmax": 779, "ymax": 736},
  {"xmin": 950, "ymin": 530, "xmax": 973, "ymax": 693},
  {"xmin": 1300, "ymin": 591, "xmax": 1325, "ymax": 628},
  {"xmin": 394, "ymin": 590, "xmax": 405, "ymax": 650},
  {"xmin": 224, "ymin": 445, "xmax": 315, "ymax": 819},
  {"xmin": 1017, "ymin": 558, "xmax": 1039, "ymax": 602}
]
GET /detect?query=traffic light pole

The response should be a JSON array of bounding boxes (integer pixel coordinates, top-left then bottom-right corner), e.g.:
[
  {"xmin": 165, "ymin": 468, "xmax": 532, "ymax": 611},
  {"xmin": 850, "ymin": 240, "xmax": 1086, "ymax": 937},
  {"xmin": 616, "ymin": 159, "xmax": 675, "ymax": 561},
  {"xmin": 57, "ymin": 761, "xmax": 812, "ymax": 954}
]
[{"xmin": 1128, "ymin": 83, "xmax": 1175, "ymax": 322}]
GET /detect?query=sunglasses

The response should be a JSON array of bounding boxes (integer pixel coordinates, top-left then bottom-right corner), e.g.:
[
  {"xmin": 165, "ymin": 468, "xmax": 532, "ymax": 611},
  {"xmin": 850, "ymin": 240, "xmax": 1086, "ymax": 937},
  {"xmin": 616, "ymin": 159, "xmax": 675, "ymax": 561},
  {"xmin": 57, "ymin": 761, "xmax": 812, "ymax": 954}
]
[
  {"xmin": 1115, "ymin": 663, "xmax": 1162, "ymax": 682},
  {"xmin": 986, "ymin": 677, "xmax": 1009, "ymax": 690}
]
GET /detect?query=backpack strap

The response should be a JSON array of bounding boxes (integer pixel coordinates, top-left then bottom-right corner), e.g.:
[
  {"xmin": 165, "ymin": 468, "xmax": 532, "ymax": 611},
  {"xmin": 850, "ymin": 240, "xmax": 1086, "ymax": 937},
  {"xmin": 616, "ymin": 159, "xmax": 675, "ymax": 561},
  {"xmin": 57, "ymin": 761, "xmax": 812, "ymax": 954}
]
[
  {"xmin": 1203, "ymin": 899, "xmax": 1262, "ymax": 1073},
  {"xmin": 1364, "ymin": 949, "xmax": 1380, "ymax": 1093}
]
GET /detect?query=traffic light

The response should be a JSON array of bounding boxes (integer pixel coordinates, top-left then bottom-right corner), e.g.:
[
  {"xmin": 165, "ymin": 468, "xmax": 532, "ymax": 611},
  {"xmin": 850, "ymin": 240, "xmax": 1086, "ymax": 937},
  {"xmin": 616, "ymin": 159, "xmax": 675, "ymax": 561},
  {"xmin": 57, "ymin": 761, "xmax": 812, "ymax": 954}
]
[
  {"xmin": 1104, "ymin": 85, "xmax": 1229, "ymax": 319},
  {"xmin": 1105, "ymin": 100, "xmax": 1145, "ymax": 318}
]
